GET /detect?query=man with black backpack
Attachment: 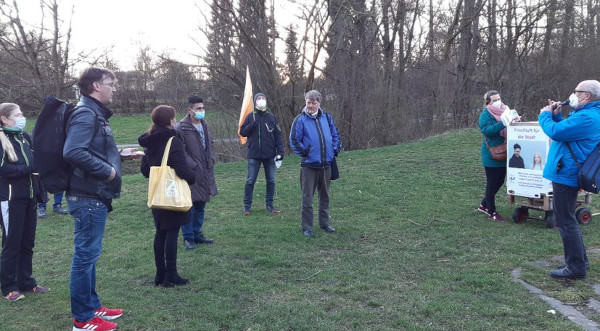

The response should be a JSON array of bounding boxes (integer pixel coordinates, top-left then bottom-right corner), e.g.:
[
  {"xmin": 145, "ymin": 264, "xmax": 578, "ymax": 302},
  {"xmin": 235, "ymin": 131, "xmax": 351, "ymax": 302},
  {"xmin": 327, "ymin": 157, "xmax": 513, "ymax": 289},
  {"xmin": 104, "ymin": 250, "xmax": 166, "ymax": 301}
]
[
  {"xmin": 64, "ymin": 67, "xmax": 124, "ymax": 331},
  {"xmin": 539, "ymin": 80, "xmax": 600, "ymax": 280}
]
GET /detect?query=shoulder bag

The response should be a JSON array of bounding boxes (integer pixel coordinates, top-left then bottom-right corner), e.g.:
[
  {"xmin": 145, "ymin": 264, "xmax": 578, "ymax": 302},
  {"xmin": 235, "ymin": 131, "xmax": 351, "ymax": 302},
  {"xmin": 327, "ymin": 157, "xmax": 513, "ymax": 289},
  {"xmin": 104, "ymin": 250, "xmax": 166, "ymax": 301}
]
[
  {"xmin": 566, "ymin": 142, "xmax": 600, "ymax": 194},
  {"xmin": 147, "ymin": 137, "xmax": 193, "ymax": 212},
  {"xmin": 484, "ymin": 137, "xmax": 507, "ymax": 161}
]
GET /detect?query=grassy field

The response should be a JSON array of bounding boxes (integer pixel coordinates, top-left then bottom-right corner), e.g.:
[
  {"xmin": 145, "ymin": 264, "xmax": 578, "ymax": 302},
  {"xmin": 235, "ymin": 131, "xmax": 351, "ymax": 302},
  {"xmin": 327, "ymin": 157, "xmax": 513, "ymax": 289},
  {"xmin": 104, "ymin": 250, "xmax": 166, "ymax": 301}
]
[{"xmin": 4, "ymin": 128, "xmax": 600, "ymax": 330}]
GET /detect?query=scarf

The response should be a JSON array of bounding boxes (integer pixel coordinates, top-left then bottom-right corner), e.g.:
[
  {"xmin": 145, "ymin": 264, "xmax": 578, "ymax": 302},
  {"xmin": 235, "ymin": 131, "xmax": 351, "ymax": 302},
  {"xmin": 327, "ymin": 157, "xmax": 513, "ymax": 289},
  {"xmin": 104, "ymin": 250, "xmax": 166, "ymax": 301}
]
[{"xmin": 486, "ymin": 104, "xmax": 507, "ymax": 138}]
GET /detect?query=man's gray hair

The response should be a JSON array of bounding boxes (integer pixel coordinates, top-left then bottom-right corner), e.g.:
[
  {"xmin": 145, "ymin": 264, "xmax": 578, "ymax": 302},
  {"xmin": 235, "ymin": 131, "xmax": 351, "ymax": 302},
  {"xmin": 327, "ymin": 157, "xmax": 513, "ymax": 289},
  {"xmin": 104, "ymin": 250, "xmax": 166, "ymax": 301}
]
[
  {"xmin": 583, "ymin": 80, "xmax": 600, "ymax": 100},
  {"xmin": 305, "ymin": 90, "xmax": 322, "ymax": 102}
]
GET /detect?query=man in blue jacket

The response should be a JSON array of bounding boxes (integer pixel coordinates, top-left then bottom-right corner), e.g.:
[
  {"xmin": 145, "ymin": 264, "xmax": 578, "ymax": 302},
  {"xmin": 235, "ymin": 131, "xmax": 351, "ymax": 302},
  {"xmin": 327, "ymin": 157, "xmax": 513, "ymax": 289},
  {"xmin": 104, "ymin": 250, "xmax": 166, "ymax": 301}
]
[
  {"xmin": 539, "ymin": 79, "xmax": 600, "ymax": 280},
  {"xmin": 290, "ymin": 90, "xmax": 342, "ymax": 237}
]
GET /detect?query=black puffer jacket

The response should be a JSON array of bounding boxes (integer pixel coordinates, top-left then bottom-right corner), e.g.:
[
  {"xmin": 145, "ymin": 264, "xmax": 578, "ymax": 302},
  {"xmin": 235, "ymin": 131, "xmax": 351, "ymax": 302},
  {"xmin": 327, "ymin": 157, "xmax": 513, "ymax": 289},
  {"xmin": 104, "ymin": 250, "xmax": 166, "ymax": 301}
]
[
  {"xmin": 0, "ymin": 130, "xmax": 38, "ymax": 200},
  {"xmin": 239, "ymin": 109, "xmax": 284, "ymax": 160},
  {"xmin": 139, "ymin": 128, "xmax": 196, "ymax": 229},
  {"xmin": 64, "ymin": 95, "xmax": 122, "ymax": 204}
]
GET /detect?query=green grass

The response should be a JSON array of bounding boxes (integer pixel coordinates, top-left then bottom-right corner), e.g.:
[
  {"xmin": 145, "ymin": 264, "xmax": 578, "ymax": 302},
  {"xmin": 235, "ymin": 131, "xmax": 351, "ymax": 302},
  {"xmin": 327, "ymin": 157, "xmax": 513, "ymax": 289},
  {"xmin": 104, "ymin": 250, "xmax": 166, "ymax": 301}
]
[
  {"xmin": 3, "ymin": 128, "xmax": 600, "ymax": 330},
  {"xmin": 27, "ymin": 112, "xmax": 227, "ymax": 145}
]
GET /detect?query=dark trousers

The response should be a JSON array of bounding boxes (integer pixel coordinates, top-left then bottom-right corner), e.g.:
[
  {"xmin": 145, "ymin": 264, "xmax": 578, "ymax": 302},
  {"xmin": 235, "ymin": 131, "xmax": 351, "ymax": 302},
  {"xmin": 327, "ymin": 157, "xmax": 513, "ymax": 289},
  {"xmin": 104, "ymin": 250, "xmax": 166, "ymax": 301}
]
[
  {"xmin": 300, "ymin": 166, "xmax": 331, "ymax": 231},
  {"xmin": 154, "ymin": 227, "xmax": 180, "ymax": 274},
  {"xmin": 481, "ymin": 166, "xmax": 506, "ymax": 214},
  {"xmin": 0, "ymin": 198, "xmax": 37, "ymax": 296},
  {"xmin": 553, "ymin": 182, "xmax": 588, "ymax": 275}
]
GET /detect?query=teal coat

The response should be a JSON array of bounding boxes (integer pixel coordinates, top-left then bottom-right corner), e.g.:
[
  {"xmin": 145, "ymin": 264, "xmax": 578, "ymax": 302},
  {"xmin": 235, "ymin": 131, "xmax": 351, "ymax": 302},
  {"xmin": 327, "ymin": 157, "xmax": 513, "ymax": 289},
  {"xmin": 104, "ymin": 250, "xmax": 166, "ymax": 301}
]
[{"xmin": 479, "ymin": 108, "xmax": 506, "ymax": 168}]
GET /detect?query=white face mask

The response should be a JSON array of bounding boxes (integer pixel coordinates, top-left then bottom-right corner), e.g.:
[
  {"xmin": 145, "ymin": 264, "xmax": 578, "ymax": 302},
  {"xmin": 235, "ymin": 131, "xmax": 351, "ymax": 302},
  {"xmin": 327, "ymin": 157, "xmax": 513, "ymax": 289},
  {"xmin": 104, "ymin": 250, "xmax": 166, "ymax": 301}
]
[
  {"xmin": 256, "ymin": 99, "xmax": 267, "ymax": 110},
  {"xmin": 492, "ymin": 100, "xmax": 502, "ymax": 108},
  {"xmin": 569, "ymin": 93, "xmax": 579, "ymax": 108}
]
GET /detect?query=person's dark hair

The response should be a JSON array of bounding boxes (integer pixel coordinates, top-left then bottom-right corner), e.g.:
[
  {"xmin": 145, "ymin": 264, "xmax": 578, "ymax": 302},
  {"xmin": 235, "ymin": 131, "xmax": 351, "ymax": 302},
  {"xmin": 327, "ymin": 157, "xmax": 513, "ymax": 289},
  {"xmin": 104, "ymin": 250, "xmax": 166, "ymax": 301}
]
[
  {"xmin": 77, "ymin": 67, "xmax": 116, "ymax": 95},
  {"xmin": 513, "ymin": 143, "xmax": 521, "ymax": 150},
  {"xmin": 188, "ymin": 96, "xmax": 203, "ymax": 109},
  {"xmin": 483, "ymin": 90, "xmax": 499, "ymax": 105},
  {"xmin": 148, "ymin": 105, "xmax": 176, "ymax": 134}
]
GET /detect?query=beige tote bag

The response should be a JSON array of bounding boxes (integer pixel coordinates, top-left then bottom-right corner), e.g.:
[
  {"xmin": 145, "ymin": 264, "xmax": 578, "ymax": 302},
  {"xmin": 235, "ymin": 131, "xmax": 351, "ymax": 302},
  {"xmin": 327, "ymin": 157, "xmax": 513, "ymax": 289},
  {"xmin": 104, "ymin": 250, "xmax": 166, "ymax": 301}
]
[{"xmin": 147, "ymin": 137, "xmax": 192, "ymax": 212}]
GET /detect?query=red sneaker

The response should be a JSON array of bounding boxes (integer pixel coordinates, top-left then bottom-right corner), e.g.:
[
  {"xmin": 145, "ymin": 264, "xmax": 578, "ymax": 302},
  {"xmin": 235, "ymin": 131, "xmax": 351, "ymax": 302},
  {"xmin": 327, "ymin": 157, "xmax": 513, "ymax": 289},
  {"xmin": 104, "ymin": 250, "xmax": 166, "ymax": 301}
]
[
  {"xmin": 477, "ymin": 205, "xmax": 489, "ymax": 215},
  {"xmin": 488, "ymin": 212, "xmax": 505, "ymax": 222},
  {"xmin": 27, "ymin": 285, "xmax": 49, "ymax": 293},
  {"xmin": 73, "ymin": 316, "xmax": 118, "ymax": 331},
  {"xmin": 94, "ymin": 306, "xmax": 123, "ymax": 320}
]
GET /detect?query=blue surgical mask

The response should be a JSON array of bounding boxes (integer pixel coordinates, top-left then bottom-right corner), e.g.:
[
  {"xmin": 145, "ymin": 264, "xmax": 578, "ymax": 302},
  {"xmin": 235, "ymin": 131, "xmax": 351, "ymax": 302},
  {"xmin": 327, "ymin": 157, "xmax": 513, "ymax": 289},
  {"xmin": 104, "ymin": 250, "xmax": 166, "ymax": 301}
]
[
  {"xmin": 194, "ymin": 111, "xmax": 205, "ymax": 120},
  {"xmin": 5, "ymin": 117, "xmax": 26, "ymax": 132}
]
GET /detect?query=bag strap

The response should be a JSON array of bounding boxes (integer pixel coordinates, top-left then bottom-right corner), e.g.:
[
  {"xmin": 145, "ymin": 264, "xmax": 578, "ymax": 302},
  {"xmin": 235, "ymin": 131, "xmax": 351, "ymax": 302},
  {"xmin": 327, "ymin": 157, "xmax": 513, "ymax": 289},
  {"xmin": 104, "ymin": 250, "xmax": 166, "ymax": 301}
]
[
  {"xmin": 484, "ymin": 136, "xmax": 506, "ymax": 149},
  {"xmin": 161, "ymin": 137, "xmax": 174, "ymax": 166},
  {"xmin": 566, "ymin": 142, "xmax": 583, "ymax": 170}
]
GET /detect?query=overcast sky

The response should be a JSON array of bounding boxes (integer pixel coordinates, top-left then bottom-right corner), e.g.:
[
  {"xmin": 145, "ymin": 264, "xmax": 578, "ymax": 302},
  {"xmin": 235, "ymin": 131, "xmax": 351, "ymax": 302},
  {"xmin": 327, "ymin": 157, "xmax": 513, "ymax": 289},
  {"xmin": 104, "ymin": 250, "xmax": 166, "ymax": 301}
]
[{"xmin": 14, "ymin": 0, "xmax": 298, "ymax": 71}]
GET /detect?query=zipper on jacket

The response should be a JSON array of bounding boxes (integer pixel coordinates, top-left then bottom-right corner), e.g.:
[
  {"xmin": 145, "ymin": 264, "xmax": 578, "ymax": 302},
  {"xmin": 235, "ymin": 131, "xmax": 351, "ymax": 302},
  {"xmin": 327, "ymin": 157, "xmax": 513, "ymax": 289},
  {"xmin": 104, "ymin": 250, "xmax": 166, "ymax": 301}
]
[
  {"xmin": 15, "ymin": 135, "xmax": 34, "ymax": 198},
  {"xmin": 315, "ymin": 116, "xmax": 326, "ymax": 168}
]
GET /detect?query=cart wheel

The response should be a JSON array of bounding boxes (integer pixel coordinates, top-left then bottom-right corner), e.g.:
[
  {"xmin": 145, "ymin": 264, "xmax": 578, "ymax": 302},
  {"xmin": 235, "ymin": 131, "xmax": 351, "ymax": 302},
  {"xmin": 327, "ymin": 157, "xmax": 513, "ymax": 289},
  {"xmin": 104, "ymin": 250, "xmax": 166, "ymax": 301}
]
[
  {"xmin": 576, "ymin": 208, "xmax": 592, "ymax": 224},
  {"xmin": 512, "ymin": 207, "xmax": 528, "ymax": 223},
  {"xmin": 545, "ymin": 211, "xmax": 556, "ymax": 228}
]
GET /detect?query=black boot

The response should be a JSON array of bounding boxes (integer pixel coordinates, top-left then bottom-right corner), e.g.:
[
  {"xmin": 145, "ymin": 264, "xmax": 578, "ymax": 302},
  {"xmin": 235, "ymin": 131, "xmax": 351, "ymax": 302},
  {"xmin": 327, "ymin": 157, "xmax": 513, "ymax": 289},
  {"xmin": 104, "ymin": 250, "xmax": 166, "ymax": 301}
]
[
  {"xmin": 164, "ymin": 260, "xmax": 189, "ymax": 287},
  {"xmin": 154, "ymin": 257, "xmax": 166, "ymax": 286},
  {"xmin": 154, "ymin": 269, "xmax": 165, "ymax": 286}
]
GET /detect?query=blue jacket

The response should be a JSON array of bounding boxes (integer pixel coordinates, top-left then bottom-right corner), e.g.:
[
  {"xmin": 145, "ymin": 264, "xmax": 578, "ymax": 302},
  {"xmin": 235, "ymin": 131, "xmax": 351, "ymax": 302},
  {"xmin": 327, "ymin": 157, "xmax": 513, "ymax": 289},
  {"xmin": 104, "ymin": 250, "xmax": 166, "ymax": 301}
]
[
  {"xmin": 478, "ymin": 108, "xmax": 506, "ymax": 168},
  {"xmin": 64, "ymin": 95, "xmax": 122, "ymax": 203},
  {"xmin": 289, "ymin": 109, "xmax": 341, "ymax": 168},
  {"xmin": 539, "ymin": 100, "xmax": 600, "ymax": 187}
]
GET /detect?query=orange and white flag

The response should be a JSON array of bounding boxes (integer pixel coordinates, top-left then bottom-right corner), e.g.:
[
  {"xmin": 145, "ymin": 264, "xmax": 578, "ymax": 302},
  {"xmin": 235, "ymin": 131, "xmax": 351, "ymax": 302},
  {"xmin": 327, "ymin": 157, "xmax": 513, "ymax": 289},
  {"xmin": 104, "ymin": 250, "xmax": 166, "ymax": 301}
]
[{"xmin": 237, "ymin": 66, "xmax": 253, "ymax": 145}]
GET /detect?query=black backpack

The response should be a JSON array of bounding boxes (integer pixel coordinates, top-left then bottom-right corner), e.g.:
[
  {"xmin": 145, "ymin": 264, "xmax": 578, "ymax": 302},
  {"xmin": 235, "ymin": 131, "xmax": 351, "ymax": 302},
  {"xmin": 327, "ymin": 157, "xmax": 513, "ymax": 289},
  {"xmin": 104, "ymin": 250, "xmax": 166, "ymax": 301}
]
[{"xmin": 32, "ymin": 96, "xmax": 78, "ymax": 194}]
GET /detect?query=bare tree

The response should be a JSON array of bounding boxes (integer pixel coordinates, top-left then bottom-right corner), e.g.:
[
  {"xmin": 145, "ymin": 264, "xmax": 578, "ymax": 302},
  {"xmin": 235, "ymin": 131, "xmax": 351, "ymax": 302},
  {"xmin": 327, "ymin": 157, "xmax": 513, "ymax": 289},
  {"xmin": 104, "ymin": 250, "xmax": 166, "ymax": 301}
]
[{"xmin": 0, "ymin": 0, "xmax": 87, "ymax": 112}]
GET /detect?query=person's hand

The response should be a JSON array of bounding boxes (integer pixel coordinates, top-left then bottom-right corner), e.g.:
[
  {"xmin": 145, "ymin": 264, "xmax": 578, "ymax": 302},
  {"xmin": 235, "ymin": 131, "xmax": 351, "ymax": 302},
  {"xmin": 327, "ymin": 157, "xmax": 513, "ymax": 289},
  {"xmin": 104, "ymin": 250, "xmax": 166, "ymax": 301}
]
[
  {"xmin": 541, "ymin": 98, "xmax": 562, "ymax": 115},
  {"xmin": 275, "ymin": 155, "xmax": 283, "ymax": 161},
  {"xmin": 108, "ymin": 167, "xmax": 116, "ymax": 181}
]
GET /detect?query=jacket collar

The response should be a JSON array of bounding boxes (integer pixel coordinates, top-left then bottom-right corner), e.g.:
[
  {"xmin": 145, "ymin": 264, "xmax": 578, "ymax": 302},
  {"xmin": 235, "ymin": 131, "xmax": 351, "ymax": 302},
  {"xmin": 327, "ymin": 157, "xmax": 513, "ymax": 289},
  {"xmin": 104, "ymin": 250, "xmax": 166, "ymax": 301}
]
[{"xmin": 78, "ymin": 95, "xmax": 113, "ymax": 120}]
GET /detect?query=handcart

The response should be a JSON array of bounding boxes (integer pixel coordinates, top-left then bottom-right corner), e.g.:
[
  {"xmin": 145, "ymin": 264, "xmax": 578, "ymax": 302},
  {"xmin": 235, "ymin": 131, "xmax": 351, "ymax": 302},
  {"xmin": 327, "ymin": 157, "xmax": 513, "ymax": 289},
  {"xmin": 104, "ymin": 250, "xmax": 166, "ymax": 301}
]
[{"xmin": 508, "ymin": 191, "xmax": 593, "ymax": 228}]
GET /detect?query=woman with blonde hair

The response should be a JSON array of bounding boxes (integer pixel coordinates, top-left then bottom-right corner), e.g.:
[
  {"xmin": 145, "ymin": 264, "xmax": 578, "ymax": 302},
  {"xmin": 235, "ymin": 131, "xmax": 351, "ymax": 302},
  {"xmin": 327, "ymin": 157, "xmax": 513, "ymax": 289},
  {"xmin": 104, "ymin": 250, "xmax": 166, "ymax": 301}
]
[
  {"xmin": 0, "ymin": 103, "xmax": 48, "ymax": 301},
  {"xmin": 531, "ymin": 152, "xmax": 544, "ymax": 170}
]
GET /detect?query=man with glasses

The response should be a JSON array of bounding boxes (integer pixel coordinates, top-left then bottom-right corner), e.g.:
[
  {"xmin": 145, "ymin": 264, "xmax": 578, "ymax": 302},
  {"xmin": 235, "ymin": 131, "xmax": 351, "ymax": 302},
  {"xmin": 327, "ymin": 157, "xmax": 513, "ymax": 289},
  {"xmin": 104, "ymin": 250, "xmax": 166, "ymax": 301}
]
[
  {"xmin": 239, "ymin": 93, "xmax": 284, "ymax": 215},
  {"xmin": 290, "ymin": 90, "xmax": 342, "ymax": 237},
  {"xmin": 64, "ymin": 67, "xmax": 126, "ymax": 331},
  {"xmin": 539, "ymin": 80, "xmax": 600, "ymax": 280},
  {"xmin": 175, "ymin": 96, "xmax": 217, "ymax": 250}
]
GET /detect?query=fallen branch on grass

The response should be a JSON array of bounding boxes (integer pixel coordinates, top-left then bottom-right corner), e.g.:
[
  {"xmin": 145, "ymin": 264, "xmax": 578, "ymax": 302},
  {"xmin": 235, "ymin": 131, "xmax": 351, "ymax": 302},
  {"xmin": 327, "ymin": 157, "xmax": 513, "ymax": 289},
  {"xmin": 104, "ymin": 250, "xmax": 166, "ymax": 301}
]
[{"xmin": 297, "ymin": 270, "xmax": 323, "ymax": 282}]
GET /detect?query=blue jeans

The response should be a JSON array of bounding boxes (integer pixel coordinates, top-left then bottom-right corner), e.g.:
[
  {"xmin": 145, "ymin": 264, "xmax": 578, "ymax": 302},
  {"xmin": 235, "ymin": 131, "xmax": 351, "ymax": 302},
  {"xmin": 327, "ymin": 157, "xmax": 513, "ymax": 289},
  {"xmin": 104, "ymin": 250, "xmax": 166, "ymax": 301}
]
[
  {"xmin": 552, "ymin": 182, "xmax": 588, "ymax": 275},
  {"xmin": 37, "ymin": 191, "xmax": 64, "ymax": 209},
  {"xmin": 67, "ymin": 196, "xmax": 107, "ymax": 322},
  {"xmin": 181, "ymin": 201, "xmax": 206, "ymax": 241},
  {"xmin": 244, "ymin": 158, "xmax": 276, "ymax": 209}
]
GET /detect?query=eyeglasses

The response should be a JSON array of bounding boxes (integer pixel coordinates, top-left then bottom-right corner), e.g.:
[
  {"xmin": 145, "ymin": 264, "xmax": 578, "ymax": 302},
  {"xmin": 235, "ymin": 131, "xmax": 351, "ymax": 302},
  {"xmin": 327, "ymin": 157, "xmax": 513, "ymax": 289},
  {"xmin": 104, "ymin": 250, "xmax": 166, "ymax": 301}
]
[
  {"xmin": 574, "ymin": 90, "xmax": 591, "ymax": 94},
  {"xmin": 97, "ymin": 81, "xmax": 116, "ymax": 88}
]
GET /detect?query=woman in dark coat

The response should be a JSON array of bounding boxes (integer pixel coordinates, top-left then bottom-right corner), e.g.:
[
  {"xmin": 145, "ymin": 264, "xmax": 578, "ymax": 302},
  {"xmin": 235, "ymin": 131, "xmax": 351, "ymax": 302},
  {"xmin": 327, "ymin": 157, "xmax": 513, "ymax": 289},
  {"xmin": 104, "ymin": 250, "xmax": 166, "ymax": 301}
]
[
  {"xmin": 0, "ymin": 103, "xmax": 48, "ymax": 301},
  {"xmin": 139, "ymin": 105, "xmax": 195, "ymax": 287}
]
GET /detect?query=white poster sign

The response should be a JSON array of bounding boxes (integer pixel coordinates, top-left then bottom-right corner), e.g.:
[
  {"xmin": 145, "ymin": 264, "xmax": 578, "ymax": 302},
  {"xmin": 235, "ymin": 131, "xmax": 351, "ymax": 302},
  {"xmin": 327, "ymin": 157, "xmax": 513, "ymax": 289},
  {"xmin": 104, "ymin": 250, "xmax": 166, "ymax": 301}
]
[{"xmin": 506, "ymin": 122, "xmax": 552, "ymax": 198}]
